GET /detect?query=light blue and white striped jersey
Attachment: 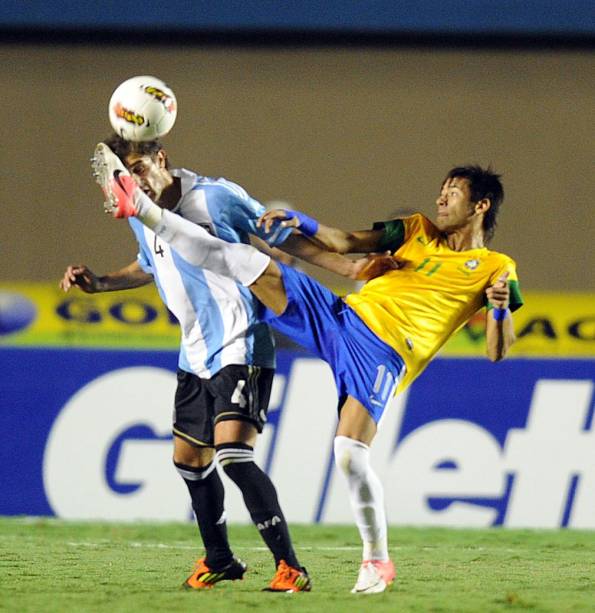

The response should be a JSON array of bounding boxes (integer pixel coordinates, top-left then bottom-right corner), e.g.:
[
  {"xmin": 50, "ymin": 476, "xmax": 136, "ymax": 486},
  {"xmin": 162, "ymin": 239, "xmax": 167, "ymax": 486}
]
[{"xmin": 128, "ymin": 168, "xmax": 293, "ymax": 379}]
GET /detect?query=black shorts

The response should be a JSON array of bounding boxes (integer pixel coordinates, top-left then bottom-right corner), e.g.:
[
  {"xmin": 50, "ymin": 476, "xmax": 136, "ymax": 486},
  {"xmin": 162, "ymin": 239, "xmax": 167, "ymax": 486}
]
[{"xmin": 173, "ymin": 364, "xmax": 274, "ymax": 448}]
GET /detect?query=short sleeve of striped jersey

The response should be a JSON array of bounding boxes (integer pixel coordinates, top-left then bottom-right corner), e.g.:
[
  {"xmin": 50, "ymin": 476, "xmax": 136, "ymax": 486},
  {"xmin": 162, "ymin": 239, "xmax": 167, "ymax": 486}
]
[
  {"xmin": 136, "ymin": 249, "xmax": 153, "ymax": 274},
  {"xmin": 372, "ymin": 219, "xmax": 406, "ymax": 253},
  {"xmin": 225, "ymin": 185, "xmax": 293, "ymax": 247}
]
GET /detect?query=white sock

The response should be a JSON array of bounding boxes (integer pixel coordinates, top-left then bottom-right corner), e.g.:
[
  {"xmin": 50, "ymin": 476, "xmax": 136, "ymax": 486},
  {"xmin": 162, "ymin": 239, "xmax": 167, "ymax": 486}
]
[
  {"xmin": 133, "ymin": 191, "xmax": 270, "ymax": 287},
  {"xmin": 333, "ymin": 435, "xmax": 389, "ymax": 562},
  {"xmin": 133, "ymin": 190, "xmax": 164, "ymax": 229}
]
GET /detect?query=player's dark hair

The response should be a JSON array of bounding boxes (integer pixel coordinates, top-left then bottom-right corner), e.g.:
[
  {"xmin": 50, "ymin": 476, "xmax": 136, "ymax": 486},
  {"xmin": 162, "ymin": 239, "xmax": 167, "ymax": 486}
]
[
  {"xmin": 445, "ymin": 165, "xmax": 503, "ymax": 242},
  {"xmin": 102, "ymin": 133, "xmax": 169, "ymax": 169}
]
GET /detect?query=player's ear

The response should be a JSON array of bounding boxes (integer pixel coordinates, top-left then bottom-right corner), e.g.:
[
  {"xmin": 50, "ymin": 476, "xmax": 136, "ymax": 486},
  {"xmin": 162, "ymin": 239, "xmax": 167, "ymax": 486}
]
[
  {"xmin": 156, "ymin": 149, "xmax": 168, "ymax": 169},
  {"xmin": 475, "ymin": 198, "xmax": 491, "ymax": 215}
]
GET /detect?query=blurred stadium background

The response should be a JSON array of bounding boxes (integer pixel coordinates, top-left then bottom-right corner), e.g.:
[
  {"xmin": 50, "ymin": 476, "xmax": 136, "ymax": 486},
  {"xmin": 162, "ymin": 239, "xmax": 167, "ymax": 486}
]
[{"xmin": 1, "ymin": 0, "xmax": 594, "ymax": 534}]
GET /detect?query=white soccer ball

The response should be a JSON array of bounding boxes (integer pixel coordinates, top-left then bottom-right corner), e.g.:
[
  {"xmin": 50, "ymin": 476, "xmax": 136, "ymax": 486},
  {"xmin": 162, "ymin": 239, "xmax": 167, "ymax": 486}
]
[{"xmin": 108, "ymin": 75, "xmax": 177, "ymax": 141}]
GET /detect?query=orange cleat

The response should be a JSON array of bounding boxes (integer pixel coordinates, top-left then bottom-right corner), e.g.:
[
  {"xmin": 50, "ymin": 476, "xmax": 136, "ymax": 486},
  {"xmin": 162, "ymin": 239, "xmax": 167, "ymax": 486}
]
[
  {"xmin": 263, "ymin": 560, "xmax": 312, "ymax": 593},
  {"xmin": 183, "ymin": 556, "xmax": 247, "ymax": 590},
  {"xmin": 91, "ymin": 142, "xmax": 138, "ymax": 218}
]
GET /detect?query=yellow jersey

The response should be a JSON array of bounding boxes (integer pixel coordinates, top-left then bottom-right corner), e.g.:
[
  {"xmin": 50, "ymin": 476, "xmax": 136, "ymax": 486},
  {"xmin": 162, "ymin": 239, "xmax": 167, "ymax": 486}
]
[{"xmin": 345, "ymin": 214, "xmax": 523, "ymax": 391}]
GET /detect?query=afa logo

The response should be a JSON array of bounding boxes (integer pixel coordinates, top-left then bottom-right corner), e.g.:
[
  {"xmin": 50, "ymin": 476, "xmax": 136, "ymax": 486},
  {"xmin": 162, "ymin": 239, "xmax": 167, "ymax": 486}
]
[{"xmin": 0, "ymin": 291, "xmax": 36, "ymax": 335}]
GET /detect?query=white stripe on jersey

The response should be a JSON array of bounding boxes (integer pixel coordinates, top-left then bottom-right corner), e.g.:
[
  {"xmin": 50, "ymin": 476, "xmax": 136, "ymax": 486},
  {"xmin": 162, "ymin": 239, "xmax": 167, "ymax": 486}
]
[
  {"xmin": 141, "ymin": 225, "xmax": 211, "ymax": 375},
  {"xmin": 201, "ymin": 269, "xmax": 251, "ymax": 369}
]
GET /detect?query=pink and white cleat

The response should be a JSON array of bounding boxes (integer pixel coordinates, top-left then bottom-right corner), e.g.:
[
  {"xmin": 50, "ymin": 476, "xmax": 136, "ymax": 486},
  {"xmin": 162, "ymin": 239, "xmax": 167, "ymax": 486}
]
[
  {"xmin": 351, "ymin": 559, "xmax": 396, "ymax": 594},
  {"xmin": 91, "ymin": 142, "xmax": 138, "ymax": 218}
]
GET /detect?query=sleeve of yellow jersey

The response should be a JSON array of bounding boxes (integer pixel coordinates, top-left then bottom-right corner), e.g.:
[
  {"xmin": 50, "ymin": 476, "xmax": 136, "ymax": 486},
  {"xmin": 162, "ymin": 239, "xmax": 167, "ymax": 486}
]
[
  {"xmin": 372, "ymin": 214, "xmax": 421, "ymax": 253},
  {"xmin": 485, "ymin": 257, "xmax": 524, "ymax": 312}
]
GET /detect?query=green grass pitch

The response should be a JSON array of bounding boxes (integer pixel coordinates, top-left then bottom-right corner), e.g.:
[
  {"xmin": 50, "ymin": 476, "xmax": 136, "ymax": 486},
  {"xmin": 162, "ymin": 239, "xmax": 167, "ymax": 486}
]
[{"xmin": 1, "ymin": 518, "xmax": 594, "ymax": 612}]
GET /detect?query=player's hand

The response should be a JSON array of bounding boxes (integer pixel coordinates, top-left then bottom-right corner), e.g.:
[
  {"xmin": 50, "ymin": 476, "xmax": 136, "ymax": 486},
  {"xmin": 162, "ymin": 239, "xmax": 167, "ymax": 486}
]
[
  {"xmin": 485, "ymin": 271, "xmax": 510, "ymax": 309},
  {"xmin": 351, "ymin": 252, "xmax": 401, "ymax": 281},
  {"xmin": 59, "ymin": 265, "xmax": 102, "ymax": 293},
  {"xmin": 257, "ymin": 209, "xmax": 299, "ymax": 234}
]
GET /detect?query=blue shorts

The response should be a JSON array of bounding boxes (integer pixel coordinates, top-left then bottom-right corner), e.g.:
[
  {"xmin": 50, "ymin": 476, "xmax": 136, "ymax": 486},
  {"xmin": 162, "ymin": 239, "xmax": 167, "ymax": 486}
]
[{"xmin": 262, "ymin": 264, "xmax": 405, "ymax": 423}]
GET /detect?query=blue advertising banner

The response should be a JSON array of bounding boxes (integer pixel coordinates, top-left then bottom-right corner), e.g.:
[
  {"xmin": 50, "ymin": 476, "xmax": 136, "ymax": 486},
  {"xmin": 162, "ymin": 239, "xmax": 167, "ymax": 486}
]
[{"xmin": 1, "ymin": 347, "xmax": 593, "ymax": 528}]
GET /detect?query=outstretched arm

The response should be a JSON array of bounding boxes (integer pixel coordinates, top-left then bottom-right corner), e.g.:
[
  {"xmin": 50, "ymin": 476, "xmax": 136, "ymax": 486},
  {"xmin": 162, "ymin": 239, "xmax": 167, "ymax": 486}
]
[
  {"xmin": 259, "ymin": 209, "xmax": 385, "ymax": 254},
  {"xmin": 276, "ymin": 233, "xmax": 399, "ymax": 280},
  {"xmin": 59, "ymin": 261, "xmax": 153, "ymax": 293},
  {"xmin": 485, "ymin": 272, "xmax": 516, "ymax": 361}
]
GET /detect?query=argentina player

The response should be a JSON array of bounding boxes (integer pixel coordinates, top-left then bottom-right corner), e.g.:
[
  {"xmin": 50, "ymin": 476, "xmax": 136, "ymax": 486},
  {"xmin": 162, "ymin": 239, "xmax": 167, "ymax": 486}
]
[{"xmin": 61, "ymin": 135, "xmax": 380, "ymax": 592}]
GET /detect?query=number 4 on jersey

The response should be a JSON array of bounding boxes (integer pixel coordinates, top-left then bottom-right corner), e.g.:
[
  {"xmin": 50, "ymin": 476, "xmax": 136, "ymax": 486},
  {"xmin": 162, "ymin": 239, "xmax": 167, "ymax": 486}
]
[{"xmin": 153, "ymin": 236, "xmax": 165, "ymax": 258}]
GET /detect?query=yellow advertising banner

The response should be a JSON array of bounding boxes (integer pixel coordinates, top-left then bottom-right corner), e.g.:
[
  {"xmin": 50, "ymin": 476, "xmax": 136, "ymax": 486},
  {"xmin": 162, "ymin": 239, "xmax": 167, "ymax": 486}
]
[
  {"xmin": 0, "ymin": 282, "xmax": 593, "ymax": 357},
  {"xmin": 0, "ymin": 282, "xmax": 179, "ymax": 349},
  {"xmin": 442, "ymin": 292, "xmax": 594, "ymax": 357}
]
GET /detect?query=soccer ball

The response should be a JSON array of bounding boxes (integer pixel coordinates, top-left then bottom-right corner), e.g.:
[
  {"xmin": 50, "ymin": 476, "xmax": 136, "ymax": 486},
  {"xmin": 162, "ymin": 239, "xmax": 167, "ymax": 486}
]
[{"xmin": 108, "ymin": 75, "xmax": 177, "ymax": 142}]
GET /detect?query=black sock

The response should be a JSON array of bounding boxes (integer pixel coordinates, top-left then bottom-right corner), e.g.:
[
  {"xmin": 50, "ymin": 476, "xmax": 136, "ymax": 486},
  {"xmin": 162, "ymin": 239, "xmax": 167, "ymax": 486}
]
[
  {"xmin": 175, "ymin": 461, "xmax": 233, "ymax": 570},
  {"xmin": 216, "ymin": 443, "xmax": 300, "ymax": 569}
]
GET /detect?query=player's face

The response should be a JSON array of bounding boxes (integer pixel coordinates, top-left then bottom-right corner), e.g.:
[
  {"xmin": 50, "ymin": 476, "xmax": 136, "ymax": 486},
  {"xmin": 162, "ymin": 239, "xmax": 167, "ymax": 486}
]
[
  {"xmin": 434, "ymin": 177, "xmax": 476, "ymax": 232},
  {"xmin": 125, "ymin": 151, "xmax": 172, "ymax": 203}
]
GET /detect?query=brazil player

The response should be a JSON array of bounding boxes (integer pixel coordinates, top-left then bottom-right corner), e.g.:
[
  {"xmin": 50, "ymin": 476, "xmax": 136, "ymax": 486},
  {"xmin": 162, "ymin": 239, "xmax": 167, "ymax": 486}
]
[
  {"xmin": 61, "ymin": 137, "xmax": 389, "ymax": 592},
  {"xmin": 93, "ymin": 144, "xmax": 522, "ymax": 594}
]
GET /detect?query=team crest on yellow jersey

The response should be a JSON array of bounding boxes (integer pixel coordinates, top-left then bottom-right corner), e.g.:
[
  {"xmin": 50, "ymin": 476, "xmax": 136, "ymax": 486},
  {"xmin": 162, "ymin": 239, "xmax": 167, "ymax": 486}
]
[{"xmin": 464, "ymin": 259, "xmax": 480, "ymax": 270}]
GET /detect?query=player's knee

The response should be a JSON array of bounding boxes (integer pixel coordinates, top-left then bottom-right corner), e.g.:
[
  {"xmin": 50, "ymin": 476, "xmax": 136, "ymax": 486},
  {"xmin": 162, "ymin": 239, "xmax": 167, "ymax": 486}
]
[
  {"xmin": 215, "ymin": 442, "xmax": 254, "ymax": 480},
  {"xmin": 172, "ymin": 444, "xmax": 214, "ymax": 468},
  {"xmin": 333, "ymin": 435, "xmax": 369, "ymax": 479},
  {"xmin": 173, "ymin": 459, "xmax": 217, "ymax": 483}
]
